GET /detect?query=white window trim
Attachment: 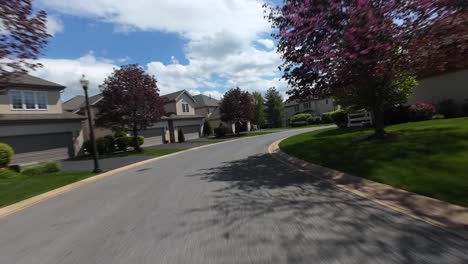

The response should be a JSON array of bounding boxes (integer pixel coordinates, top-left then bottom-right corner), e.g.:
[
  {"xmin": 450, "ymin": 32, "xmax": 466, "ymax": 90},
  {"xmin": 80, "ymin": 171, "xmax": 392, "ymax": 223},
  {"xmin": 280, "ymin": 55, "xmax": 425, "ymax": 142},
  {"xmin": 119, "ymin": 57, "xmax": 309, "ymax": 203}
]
[
  {"xmin": 9, "ymin": 89, "xmax": 48, "ymax": 111},
  {"xmin": 182, "ymin": 103, "xmax": 190, "ymax": 113}
]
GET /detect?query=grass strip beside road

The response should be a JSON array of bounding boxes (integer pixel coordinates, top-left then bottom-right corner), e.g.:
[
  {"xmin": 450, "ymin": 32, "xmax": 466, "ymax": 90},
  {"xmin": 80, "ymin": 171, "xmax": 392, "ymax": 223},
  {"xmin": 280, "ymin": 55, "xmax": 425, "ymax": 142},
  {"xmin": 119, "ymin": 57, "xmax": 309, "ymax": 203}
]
[{"xmin": 279, "ymin": 118, "xmax": 468, "ymax": 207}]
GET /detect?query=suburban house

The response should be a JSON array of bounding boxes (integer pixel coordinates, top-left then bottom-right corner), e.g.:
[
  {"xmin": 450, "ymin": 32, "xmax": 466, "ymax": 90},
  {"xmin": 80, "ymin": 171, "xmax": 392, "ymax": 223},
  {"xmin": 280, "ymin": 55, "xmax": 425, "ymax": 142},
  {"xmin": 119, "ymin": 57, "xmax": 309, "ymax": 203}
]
[
  {"xmin": 284, "ymin": 98, "xmax": 336, "ymax": 123},
  {"xmin": 408, "ymin": 68, "xmax": 468, "ymax": 113},
  {"xmin": 194, "ymin": 94, "xmax": 222, "ymax": 128},
  {"xmin": 0, "ymin": 74, "xmax": 85, "ymax": 164},
  {"xmin": 63, "ymin": 94, "xmax": 113, "ymax": 141},
  {"xmin": 141, "ymin": 90, "xmax": 205, "ymax": 145}
]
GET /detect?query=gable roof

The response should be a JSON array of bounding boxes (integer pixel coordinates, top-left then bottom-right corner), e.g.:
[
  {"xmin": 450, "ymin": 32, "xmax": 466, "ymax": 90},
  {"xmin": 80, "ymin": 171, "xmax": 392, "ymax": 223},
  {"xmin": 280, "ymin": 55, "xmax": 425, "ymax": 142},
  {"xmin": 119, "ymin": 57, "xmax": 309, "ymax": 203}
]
[
  {"xmin": 162, "ymin": 90, "xmax": 195, "ymax": 103},
  {"xmin": 193, "ymin": 94, "xmax": 220, "ymax": 108},
  {"xmin": 0, "ymin": 73, "xmax": 65, "ymax": 89},
  {"xmin": 63, "ymin": 94, "xmax": 103, "ymax": 112}
]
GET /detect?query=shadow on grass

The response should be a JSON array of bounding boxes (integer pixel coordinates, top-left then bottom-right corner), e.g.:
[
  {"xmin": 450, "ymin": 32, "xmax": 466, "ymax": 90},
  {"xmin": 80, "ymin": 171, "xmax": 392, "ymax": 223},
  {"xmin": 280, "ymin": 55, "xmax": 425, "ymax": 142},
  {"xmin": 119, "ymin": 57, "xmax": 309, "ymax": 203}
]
[{"xmin": 179, "ymin": 154, "xmax": 467, "ymax": 263}]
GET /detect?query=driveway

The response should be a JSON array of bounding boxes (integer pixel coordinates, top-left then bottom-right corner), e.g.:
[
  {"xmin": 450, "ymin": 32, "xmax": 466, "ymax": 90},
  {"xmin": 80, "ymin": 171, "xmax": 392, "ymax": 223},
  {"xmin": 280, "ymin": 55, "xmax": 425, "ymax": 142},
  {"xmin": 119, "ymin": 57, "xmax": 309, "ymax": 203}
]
[{"xmin": 0, "ymin": 127, "xmax": 467, "ymax": 263}]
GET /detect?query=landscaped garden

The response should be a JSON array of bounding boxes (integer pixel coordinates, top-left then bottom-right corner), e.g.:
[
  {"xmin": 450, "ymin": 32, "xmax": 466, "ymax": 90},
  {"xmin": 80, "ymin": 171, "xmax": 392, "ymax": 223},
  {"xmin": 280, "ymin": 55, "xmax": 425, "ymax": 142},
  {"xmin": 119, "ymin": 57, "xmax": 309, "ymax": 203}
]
[{"xmin": 279, "ymin": 117, "xmax": 468, "ymax": 207}]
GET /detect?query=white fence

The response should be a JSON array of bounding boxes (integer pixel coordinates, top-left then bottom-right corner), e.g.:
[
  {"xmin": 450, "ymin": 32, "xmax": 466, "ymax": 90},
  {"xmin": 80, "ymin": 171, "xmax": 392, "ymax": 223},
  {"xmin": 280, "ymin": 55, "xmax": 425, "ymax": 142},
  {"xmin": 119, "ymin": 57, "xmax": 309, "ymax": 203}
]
[{"xmin": 347, "ymin": 112, "xmax": 373, "ymax": 127}]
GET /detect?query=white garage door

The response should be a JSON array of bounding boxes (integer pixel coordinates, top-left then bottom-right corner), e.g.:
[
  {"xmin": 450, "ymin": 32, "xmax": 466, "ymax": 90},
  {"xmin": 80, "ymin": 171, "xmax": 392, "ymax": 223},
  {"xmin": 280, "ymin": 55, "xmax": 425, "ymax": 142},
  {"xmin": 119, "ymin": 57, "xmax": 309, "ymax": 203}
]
[
  {"xmin": 0, "ymin": 133, "xmax": 72, "ymax": 164},
  {"xmin": 179, "ymin": 125, "xmax": 200, "ymax": 141},
  {"xmin": 140, "ymin": 128, "xmax": 165, "ymax": 147}
]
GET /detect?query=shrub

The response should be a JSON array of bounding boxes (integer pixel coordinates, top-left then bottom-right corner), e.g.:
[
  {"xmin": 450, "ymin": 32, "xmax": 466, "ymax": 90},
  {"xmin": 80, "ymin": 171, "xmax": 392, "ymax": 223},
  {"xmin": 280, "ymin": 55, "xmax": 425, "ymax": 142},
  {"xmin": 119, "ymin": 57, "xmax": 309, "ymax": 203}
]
[
  {"xmin": 114, "ymin": 131, "xmax": 128, "ymax": 138},
  {"xmin": 115, "ymin": 137, "xmax": 130, "ymax": 152},
  {"xmin": 203, "ymin": 120, "xmax": 213, "ymax": 136},
  {"xmin": 23, "ymin": 162, "xmax": 61, "ymax": 176},
  {"xmin": 130, "ymin": 136, "xmax": 144, "ymax": 148},
  {"xmin": 409, "ymin": 102, "xmax": 436, "ymax": 121},
  {"xmin": 384, "ymin": 105, "xmax": 410, "ymax": 125},
  {"xmin": 330, "ymin": 109, "xmax": 348, "ymax": 128},
  {"xmin": 290, "ymin": 121, "xmax": 308, "ymax": 127},
  {"xmin": 214, "ymin": 125, "xmax": 228, "ymax": 137},
  {"xmin": 431, "ymin": 114, "xmax": 445, "ymax": 120},
  {"xmin": 307, "ymin": 116, "xmax": 321, "ymax": 125},
  {"xmin": 462, "ymin": 99, "xmax": 468, "ymax": 116},
  {"xmin": 178, "ymin": 129, "xmax": 185, "ymax": 142},
  {"xmin": 437, "ymin": 99, "xmax": 457, "ymax": 118},
  {"xmin": 95, "ymin": 138, "xmax": 108, "ymax": 155},
  {"xmin": 0, "ymin": 143, "xmax": 14, "ymax": 168},
  {"xmin": 103, "ymin": 135, "xmax": 116, "ymax": 153},
  {"xmin": 321, "ymin": 112, "xmax": 333, "ymax": 123},
  {"xmin": 290, "ymin": 113, "xmax": 312, "ymax": 123},
  {"xmin": 83, "ymin": 140, "xmax": 94, "ymax": 155}
]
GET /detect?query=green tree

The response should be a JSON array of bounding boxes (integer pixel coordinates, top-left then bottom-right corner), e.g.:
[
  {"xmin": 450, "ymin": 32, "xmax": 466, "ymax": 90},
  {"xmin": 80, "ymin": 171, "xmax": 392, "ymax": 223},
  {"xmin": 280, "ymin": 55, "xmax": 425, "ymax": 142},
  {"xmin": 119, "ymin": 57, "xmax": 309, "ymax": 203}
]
[
  {"xmin": 252, "ymin": 92, "xmax": 265, "ymax": 128},
  {"xmin": 265, "ymin": 87, "xmax": 285, "ymax": 128}
]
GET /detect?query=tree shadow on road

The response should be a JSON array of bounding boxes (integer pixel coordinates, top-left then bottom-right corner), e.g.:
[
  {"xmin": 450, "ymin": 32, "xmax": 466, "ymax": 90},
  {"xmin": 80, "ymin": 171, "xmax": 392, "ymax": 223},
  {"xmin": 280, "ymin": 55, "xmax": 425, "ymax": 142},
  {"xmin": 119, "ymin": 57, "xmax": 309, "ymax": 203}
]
[{"xmin": 181, "ymin": 154, "xmax": 468, "ymax": 263}]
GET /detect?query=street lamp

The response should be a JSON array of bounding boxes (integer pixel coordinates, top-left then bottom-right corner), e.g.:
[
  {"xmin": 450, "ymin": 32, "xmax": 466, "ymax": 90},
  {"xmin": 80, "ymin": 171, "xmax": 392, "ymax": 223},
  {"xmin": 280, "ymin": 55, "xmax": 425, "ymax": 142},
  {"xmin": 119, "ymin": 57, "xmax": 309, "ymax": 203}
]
[{"xmin": 80, "ymin": 75, "xmax": 102, "ymax": 173}]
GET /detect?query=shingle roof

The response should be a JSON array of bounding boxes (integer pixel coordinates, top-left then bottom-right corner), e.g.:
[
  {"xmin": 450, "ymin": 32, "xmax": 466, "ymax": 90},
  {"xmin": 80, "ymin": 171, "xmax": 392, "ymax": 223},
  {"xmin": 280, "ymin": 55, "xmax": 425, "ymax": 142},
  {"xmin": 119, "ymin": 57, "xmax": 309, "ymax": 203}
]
[
  {"xmin": 63, "ymin": 95, "xmax": 85, "ymax": 112},
  {"xmin": 0, "ymin": 112, "xmax": 86, "ymax": 122},
  {"xmin": 162, "ymin": 114, "xmax": 205, "ymax": 120},
  {"xmin": 209, "ymin": 107, "xmax": 221, "ymax": 120},
  {"xmin": 0, "ymin": 73, "xmax": 65, "ymax": 89},
  {"xmin": 162, "ymin": 90, "xmax": 185, "ymax": 102},
  {"xmin": 193, "ymin": 94, "xmax": 220, "ymax": 108}
]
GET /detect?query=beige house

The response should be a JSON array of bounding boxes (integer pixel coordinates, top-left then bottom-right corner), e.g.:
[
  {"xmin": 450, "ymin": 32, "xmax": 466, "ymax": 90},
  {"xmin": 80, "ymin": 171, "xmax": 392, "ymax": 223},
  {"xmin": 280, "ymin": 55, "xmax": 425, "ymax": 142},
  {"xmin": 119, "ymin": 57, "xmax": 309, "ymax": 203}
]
[
  {"xmin": 0, "ymin": 74, "xmax": 85, "ymax": 164},
  {"xmin": 194, "ymin": 94, "xmax": 222, "ymax": 128},
  {"xmin": 408, "ymin": 68, "xmax": 468, "ymax": 113},
  {"xmin": 284, "ymin": 98, "xmax": 335, "ymax": 123}
]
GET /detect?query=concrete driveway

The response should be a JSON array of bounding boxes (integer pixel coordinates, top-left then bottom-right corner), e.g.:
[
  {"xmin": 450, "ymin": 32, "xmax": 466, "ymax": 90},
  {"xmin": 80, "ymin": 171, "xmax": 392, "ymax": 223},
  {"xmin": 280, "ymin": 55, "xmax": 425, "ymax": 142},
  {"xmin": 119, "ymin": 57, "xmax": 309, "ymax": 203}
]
[{"xmin": 0, "ymin": 127, "xmax": 467, "ymax": 263}]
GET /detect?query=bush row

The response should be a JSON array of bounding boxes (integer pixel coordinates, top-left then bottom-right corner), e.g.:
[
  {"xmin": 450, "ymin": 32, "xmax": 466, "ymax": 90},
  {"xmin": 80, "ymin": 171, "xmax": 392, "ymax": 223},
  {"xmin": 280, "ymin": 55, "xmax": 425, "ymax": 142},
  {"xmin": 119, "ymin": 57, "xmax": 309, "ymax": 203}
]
[
  {"xmin": 84, "ymin": 132, "xmax": 144, "ymax": 155},
  {"xmin": 22, "ymin": 162, "xmax": 61, "ymax": 176},
  {"xmin": 0, "ymin": 143, "xmax": 14, "ymax": 168}
]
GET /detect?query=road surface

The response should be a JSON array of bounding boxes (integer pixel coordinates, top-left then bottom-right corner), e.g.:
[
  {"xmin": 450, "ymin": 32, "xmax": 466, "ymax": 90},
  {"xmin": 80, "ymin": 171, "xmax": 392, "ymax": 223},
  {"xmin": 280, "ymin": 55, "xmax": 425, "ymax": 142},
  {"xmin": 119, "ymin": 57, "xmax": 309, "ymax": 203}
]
[{"xmin": 0, "ymin": 127, "xmax": 467, "ymax": 263}]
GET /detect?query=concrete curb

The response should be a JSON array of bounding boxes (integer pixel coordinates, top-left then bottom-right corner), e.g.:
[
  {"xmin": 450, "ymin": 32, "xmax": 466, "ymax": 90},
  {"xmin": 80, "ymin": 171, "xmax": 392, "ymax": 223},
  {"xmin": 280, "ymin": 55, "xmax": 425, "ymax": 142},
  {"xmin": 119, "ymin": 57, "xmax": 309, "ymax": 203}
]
[{"xmin": 269, "ymin": 138, "xmax": 468, "ymax": 239}]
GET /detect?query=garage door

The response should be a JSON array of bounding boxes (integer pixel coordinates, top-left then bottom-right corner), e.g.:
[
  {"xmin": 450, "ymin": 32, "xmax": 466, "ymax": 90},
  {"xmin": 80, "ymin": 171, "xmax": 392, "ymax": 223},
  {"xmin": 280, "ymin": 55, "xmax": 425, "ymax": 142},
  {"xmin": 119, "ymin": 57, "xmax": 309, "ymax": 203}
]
[
  {"xmin": 179, "ymin": 125, "xmax": 200, "ymax": 140},
  {"xmin": 0, "ymin": 133, "xmax": 72, "ymax": 164},
  {"xmin": 140, "ymin": 128, "xmax": 165, "ymax": 147}
]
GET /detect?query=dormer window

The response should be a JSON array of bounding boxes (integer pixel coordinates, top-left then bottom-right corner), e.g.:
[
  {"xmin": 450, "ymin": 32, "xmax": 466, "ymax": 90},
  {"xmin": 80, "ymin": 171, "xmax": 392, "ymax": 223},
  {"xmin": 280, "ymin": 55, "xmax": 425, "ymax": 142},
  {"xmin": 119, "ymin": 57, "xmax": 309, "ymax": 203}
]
[
  {"xmin": 10, "ymin": 90, "xmax": 48, "ymax": 110},
  {"xmin": 182, "ymin": 102, "xmax": 190, "ymax": 113}
]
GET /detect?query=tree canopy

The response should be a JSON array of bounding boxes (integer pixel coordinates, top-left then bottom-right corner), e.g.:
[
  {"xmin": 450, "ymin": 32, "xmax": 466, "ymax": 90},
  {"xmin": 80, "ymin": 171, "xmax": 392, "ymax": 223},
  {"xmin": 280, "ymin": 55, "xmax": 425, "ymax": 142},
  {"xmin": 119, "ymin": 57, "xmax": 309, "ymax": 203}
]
[
  {"xmin": 96, "ymin": 64, "xmax": 165, "ymax": 151},
  {"xmin": 252, "ymin": 91, "xmax": 266, "ymax": 127},
  {"xmin": 265, "ymin": 87, "xmax": 285, "ymax": 128},
  {"xmin": 267, "ymin": 0, "xmax": 466, "ymax": 137},
  {"xmin": 219, "ymin": 87, "xmax": 254, "ymax": 125},
  {"xmin": 0, "ymin": 0, "xmax": 50, "ymax": 76}
]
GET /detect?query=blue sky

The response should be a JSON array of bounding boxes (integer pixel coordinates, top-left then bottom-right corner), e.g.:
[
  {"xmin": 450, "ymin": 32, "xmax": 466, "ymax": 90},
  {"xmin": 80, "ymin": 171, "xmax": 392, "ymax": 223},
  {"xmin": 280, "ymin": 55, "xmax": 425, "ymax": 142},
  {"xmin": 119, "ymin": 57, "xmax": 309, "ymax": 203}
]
[{"xmin": 32, "ymin": 0, "xmax": 285, "ymax": 100}]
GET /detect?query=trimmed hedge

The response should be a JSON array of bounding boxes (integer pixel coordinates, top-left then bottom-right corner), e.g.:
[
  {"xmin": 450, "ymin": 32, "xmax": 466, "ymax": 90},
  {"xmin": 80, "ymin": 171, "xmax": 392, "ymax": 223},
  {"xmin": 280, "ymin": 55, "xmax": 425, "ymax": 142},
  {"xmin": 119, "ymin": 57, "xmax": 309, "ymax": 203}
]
[
  {"xmin": 330, "ymin": 109, "xmax": 348, "ymax": 128},
  {"xmin": 130, "ymin": 136, "xmax": 144, "ymax": 147},
  {"xmin": 290, "ymin": 121, "xmax": 308, "ymax": 127},
  {"xmin": 291, "ymin": 113, "xmax": 312, "ymax": 123},
  {"xmin": 321, "ymin": 112, "xmax": 333, "ymax": 124},
  {"xmin": 115, "ymin": 137, "xmax": 130, "ymax": 152},
  {"xmin": 0, "ymin": 143, "xmax": 14, "ymax": 168},
  {"xmin": 23, "ymin": 162, "xmax": 61, "ymax": 176},
  {"xmin": 214, "ymin": 125, "xmax": 229, "ymax": 137}
]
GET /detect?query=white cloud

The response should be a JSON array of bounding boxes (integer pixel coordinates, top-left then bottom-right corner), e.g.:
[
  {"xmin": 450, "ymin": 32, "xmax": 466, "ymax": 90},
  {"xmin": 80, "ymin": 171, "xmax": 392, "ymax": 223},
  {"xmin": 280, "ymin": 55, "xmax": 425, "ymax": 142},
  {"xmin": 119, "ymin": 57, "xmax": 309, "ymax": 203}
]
[
  {"xmin": 202, "ymin": 90, "xmax": 224, "ymax": 100},
  {"xmin": 46, "ymin": 15, "xmax": 64, "ymax": 36},
  {"xmin": 257, "ymin": 38, "xmax": 275, "ymax": 49},
  {"xmin": 36, "ymin": 0, "xmax": 287, "ymax": 99}
]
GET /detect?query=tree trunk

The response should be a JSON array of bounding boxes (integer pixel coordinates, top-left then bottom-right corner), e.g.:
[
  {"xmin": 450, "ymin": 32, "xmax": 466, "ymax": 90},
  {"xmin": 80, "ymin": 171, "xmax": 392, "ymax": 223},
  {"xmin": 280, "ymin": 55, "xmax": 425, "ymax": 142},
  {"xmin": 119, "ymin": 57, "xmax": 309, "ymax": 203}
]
[
  {"xmin": 373, "ymin": 106, "xmax": 386, "ymax": 138},
  {"xmin": 133, "ymin": 125, "xmax": 142, "ymax": 152}
]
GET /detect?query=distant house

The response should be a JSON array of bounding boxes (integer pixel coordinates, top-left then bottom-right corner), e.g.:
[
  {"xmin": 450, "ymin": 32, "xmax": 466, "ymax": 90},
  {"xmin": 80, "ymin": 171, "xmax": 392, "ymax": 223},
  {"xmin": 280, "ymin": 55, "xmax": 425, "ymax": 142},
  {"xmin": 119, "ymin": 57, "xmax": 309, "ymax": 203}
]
[
  {"xmin": 63, "ymin": 94, "xmax": 113, "ymax": 141},
  {"xmin": 408, "ymin": 68, "xmax": 468, "ymax": 113},
  {"xmin": 0, "ymin": 74, "xmax": 85, "ymax": 164},
  {"xmin": 284, "ymin": 98, "xmax": 335, "ymax": 123},
  {"xmin": 194, "ymin": 94, "xmax": 222, "ymax": 128}
]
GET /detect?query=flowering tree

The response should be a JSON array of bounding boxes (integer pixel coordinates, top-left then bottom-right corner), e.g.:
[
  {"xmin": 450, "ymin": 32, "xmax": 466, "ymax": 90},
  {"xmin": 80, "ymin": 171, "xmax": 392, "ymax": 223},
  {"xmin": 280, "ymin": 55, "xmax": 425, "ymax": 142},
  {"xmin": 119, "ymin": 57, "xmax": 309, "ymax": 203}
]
[
  {"xmin": 96, "ymin": 64, "xmax": 166, "ymax": 152},
  {"xmin": 0, "ymin": 0, "xmax": 50, "ymax": 76},
  {"xmin": 267, "ymin": 0, "xmax": 466, "ymax": 137},
  {"xmin": 219, "ymin": 87, "xmax": 254, "ymax": 133}
]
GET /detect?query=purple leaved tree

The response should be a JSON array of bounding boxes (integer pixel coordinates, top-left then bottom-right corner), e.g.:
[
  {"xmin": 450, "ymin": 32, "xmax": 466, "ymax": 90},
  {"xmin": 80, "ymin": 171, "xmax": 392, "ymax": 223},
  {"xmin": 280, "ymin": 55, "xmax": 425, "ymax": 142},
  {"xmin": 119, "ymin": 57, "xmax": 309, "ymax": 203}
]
[
  {"xmin": 96, "ymin": 64, "xmax": 166, "ymax": 152},
  {"xmin": 267, "ymin": 0, "xmax": 467, "ymax": 137},
  {"xmin": 219, "ymin": 87, "xmax": 254, "ymax": 133},
  {"xmin": 0, "ymin": 0, "xmax": 50, "ymax": 76}
]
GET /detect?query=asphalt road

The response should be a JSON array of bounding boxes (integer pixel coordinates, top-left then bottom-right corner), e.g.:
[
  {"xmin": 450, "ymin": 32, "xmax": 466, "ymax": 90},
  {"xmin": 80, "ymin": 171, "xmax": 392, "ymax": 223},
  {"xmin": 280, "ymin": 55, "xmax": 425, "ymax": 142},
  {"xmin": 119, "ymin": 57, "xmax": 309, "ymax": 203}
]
[{"xmin": 0, "ymin": 127, "xmax": 467, "ymax": 264}]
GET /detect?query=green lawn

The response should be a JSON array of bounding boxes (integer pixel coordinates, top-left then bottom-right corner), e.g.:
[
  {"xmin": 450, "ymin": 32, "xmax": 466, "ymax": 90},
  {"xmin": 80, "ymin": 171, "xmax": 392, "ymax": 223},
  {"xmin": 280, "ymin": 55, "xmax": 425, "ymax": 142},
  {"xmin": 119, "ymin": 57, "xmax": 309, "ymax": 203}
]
[
  {"xmin": 259, "ymin": 124, "xmax": 333, "ymax": 132},
  {"xmin": 241, "ymin": 131, "xmax": 274, "ymax": 137},
  {"xmin": 0, "ymin": 169, "xmax": 96, "ymax": 208},
  {"xmin": 279, "ymin": 117, "xmax": 468, "ymax": 207}
]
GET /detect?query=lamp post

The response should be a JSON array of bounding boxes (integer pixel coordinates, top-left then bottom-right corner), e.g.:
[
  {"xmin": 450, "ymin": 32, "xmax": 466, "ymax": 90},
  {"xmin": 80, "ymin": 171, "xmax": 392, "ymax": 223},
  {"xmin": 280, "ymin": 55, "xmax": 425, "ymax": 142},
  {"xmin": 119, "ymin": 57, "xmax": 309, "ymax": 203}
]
[{"xmin": 80, "ymin": 75, "xmax": 102, "ymax": 173}]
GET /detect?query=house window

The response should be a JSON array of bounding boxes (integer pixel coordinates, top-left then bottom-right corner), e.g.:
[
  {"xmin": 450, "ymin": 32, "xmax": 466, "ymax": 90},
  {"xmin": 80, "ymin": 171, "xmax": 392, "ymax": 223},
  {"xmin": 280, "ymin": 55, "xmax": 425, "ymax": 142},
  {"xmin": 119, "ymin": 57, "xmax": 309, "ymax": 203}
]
[
  {"xmin": 294, "ymin": 105, "xmax": 299, "ymax": 112},
  {"xmin": 326, "ymin": 99, "xmax": 329, "ymax": 104},
  {"xmin": 303, "ymin": 102, "xmax": 311, "ymax": 109},
  {"xmin": 9, "ymin": 90, "xmax": 48, "ymax": 110},
  {"xmin": 182, "ymin": 103, "xmax": 190, "ymax": 113}
]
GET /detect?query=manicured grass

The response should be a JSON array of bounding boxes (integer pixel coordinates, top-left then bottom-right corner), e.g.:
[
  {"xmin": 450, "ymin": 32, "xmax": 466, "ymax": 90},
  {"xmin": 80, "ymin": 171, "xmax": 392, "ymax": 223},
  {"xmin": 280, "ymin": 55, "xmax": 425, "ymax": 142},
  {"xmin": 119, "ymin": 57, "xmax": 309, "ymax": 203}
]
[
  {"xmin": 133, "ymin": 148, "xmax": 185, "ymax": 156},
  {"xmin": 279, "ymin": 117, "xmax": 468, "ymax": 207},
  {"xmin": 0, "ymin": 169, "xmax": 96, "ymax": 208},
  {"xmin": 241, "ymin": 131, "xmax": 274, "ymax": 137},
  {"xmin": 259, "ymin": 123, "xmax": 334, "ymax": 132}
]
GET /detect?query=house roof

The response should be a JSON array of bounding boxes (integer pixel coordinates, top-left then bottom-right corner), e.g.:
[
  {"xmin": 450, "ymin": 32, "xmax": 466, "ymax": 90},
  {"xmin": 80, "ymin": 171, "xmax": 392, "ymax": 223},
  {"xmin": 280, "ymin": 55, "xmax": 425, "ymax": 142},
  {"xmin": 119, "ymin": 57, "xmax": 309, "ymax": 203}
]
[
  {"xmin": 162, "ymin": 113, "xmax": 205, "ymax": 120},
  {"xmin": 63, "ymin": 94, "xmax": 103, "ymax": 112},
  {"xmin": 0, "ymin": 73, "xmax": 65, "ymax": 89},
  {"xmin": 193, "ymin": 94, "xmax": 220, "ymax": 108},
  {"xmin": 209, "ymin": 107, "xmax": 221, "ymax": 120},
  {"xmin": 0, "ymin": 112, "xmax": 86, "ymax": 122},
  {"xmin": 162, "ymin": 90, "xmax": 195, "ymax": 103}
]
